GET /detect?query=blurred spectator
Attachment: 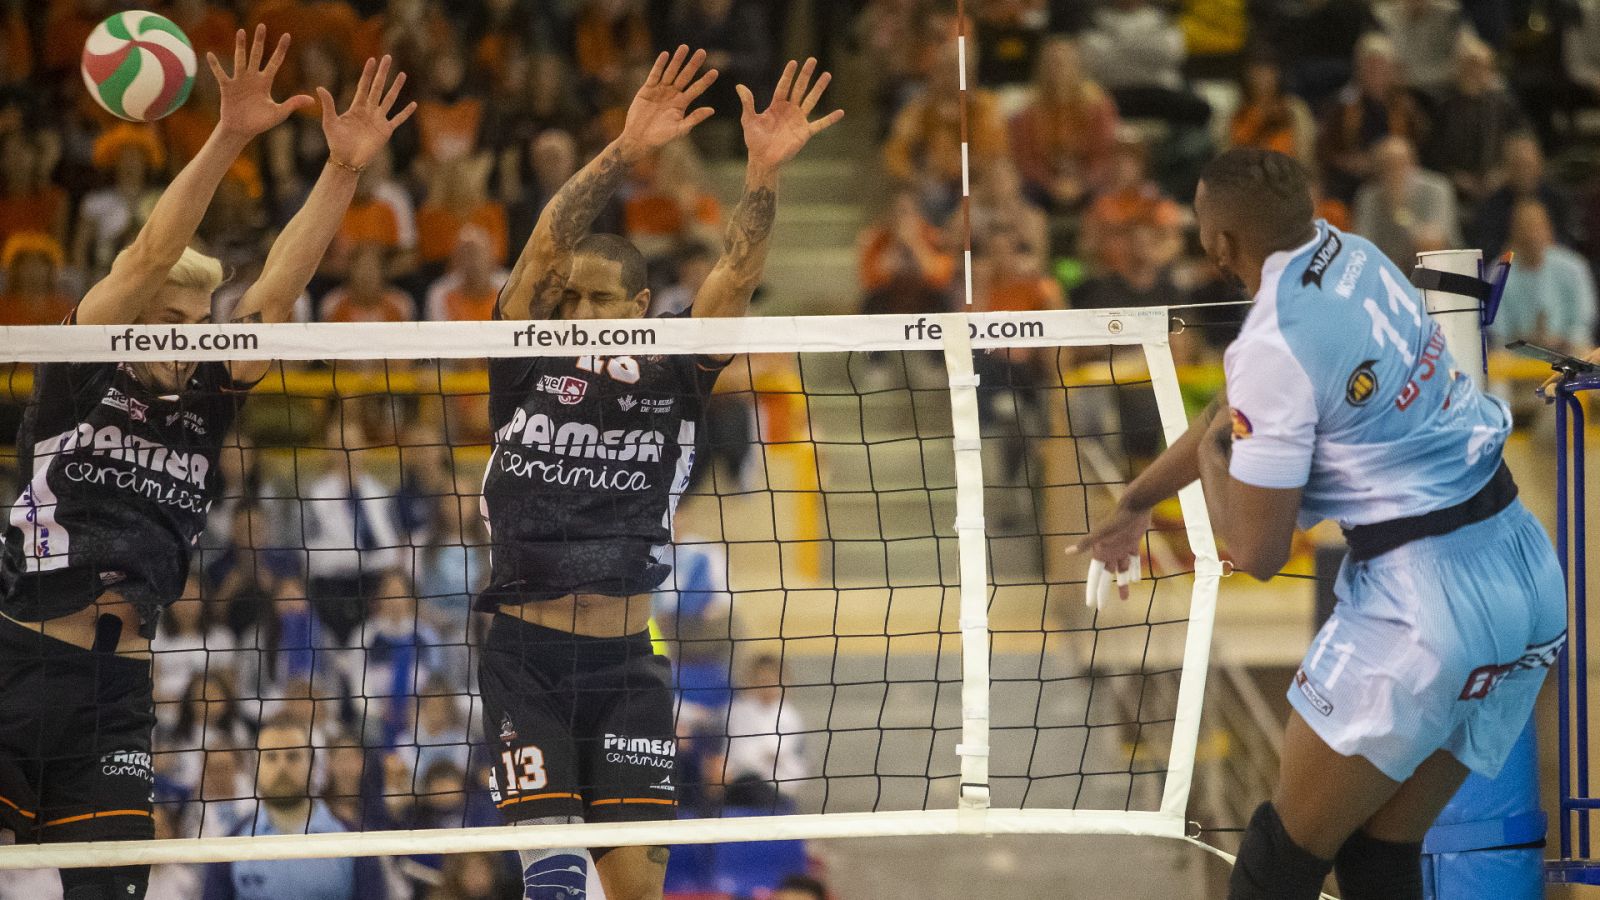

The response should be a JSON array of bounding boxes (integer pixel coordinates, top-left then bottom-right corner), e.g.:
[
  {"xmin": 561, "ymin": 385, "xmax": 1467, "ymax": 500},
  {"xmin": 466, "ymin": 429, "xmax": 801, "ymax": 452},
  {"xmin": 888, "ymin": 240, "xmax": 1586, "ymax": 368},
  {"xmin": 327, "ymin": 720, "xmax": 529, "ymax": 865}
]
[
  {"xmin": 415, "ymin": 45, "xmax": 485, "ymax": 174},
  {"xmin": 298, "ymin": 410, "xmax": 405, "ymax": 643},
  {"xmin": 155, "ymin": 671, "xmax": 258, "ymax": 798},
  {"xmin": 973, "ymin": 228, "xmax": 1064, "ymax": 314},
  {"xmin": 1353, "ymin": 135, "xmax": 1462, "ymax": 266},
  {"xmin": 1473, "ymin": 132, "xmax": 1577, "ymax": 259},
  {"xmin": 1079, "ymin": 136, "xmax": 1183, "ymax": 280},
  {"xmin": 772, "ymin": 874, "xmax": 831, "ymax": 900},
  {"xmin": 194, "ymin": 747, "xmax": 253, "ymax": 838},
  {"xmin": 857, "ymin": 0, "xmax": 950, "ymax": 122},
  {"xmin": 485, "ymin": 53, "xmax": 593, "ymax": 156},
  {"xmin": 623, "ymin": 139, "xmax": 724, "ymax": 257},
  {"xmin": 670, "ymin": 0, "xmax": 773, "ymax": 126},
  {"xmin": 262, "ymin": 40, "xmax": 338, "ymax": 213},
  {"xmin": 320, "ymin": 243, "xmax": 416, "ymax": 323},
  {"xmin": 318, "ymin": 736, "xmax": 375, "ymax": 830},
  {"xmin": 426, "ymin": 226, "xmax": 508, "ymax": 321},
  {"xmin": 1423, "ymin": 35, "xmax": 1525, "ymax": 206},
  {"xmin": 1080, "ymin": 0, "xmax": 1210, "ymax": 128},
  {"xmin": 712, "ymin": 653, "xmax": 809, "ymax": 808},
  {"xmin": 1227, "ymin": 55, "xmax": 1316, "ymax": 170},
  {"xmin": 426, "ymin": 853, "xmax": 507, "ymax": 900},
  {"xmin": 408, "ymin": 492, "xmax": 486, "ymax": 688},
  {"xmin": 165, "ymin": 0, "xmax": 239, "ymax": 61},
  {"xmin": 199, "ymin": 177, "xmax": 271, "ymax": 274},
  {"xmin": 1317, "ymin": 33, "xmax": 1429, "ymax": 202},
  {"xmin": 1007, "ymin": 37, "xmax": 1120, "ymax": 212},
  {"xmin": 884, "ymin": 42, "xmax": 1008, "ymax": 217},
  {"xmin": 152, "ymin": 573, "xmax": 237, "ymax": 705},
  {"xmin": 574, "ymin": 0, "xmax": 654, "ymax": 96},
  {"xmin": 1260, "ymin": 0, "xmax": 1375, "ymax": 106},
  {"xmin": 858, "ymin": 190, "xmax": 955, "ymax": 315},
  {"xmin": 974, "ymin": 0, "xmax": 1052, "ymax": 86},
  {"xmin": 502, "ymin": 127, "xmax": 625, "ymax": 248},
  {"xmin": 0, "ymin": 131, "xmax": 66, "ymax": 247},
  {"xmin": 0, "ymin": 232, "xmax": 73, "ymax": 325},
  {"xmin": 147, "ymin": 795, "xmax": 203, "ymax": 900},
  {"xmin": 71, "ymin": 125, "xmax": 164, "ymax": 281},
  {"xmin": 408, "ymin": 681, "xmax": 475, "ymax": 779},
  {"xmin": 0, "ymin": 0, "xmax": 32, "ymax": 88},
  {"xmin": 1373, "ymin": 0, "xmax": 1474, "ymax": 100},
  {"xmin": 350, "ymin": 572, "xmax": 445, "ymax": 747},
  {"xmin": 417, "ymin": 154, "xmax": 509, "ymax": 272},
  {"xmin": 203, "ymin": 716, "xmax": 389, "ymax": 899},
  {"xmin": 1073, "ymin": 221, "xmax": 1184, "ymax": 310},
  {"xmin": 1178, "ymin": 0, "xmax": 1251, "ymax": 79},
  {"xmin": 230, "ymin": 578, "xmax": 323, "ymax": 709},
  {"xmin": 1493, "ymin": 199, "xmax": 1598, "ymax": 353},
  {"xmin": 651, "ymin": 241, "xmax": 718, "ymax": 316},
  {"xmin": 957, "ymin": 160, "xmax": 1049, "ymax": 270}
]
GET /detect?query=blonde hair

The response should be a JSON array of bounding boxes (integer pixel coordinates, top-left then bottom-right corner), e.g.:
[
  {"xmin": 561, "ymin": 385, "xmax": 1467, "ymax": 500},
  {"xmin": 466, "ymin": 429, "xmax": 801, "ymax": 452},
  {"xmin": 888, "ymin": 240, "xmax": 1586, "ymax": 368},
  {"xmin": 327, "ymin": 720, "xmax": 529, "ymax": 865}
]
[{"xmin": 164, "ymin": 246, "xmax": 225, "ymax": 293}]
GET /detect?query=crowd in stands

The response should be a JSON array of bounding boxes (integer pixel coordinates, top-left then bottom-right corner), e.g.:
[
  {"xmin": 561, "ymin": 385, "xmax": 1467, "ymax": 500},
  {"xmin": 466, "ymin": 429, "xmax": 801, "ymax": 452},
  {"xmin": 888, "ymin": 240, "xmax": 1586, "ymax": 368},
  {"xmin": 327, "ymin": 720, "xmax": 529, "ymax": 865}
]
[{"xmin": 8, "ymin": 0, "xmax": 1600, "ymax": 897}]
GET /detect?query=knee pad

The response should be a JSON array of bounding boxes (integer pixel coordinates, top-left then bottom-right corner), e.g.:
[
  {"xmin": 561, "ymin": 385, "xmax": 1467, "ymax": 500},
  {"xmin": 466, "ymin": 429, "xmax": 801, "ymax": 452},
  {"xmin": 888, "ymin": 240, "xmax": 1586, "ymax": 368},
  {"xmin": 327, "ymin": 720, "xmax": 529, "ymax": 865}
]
[
  {"xmin": 519, "ymin": 847, "xmax": 589, "ymax": 899},
  {"xmin": 1229, "ymin": 802, "xmax": 1333, "ymax": 900},
  {"xmin": 1334, "ymin": 828, "xmax": 1423, "ymax": 900},
  {"xmin": 60, "ymin": 864, "xmax": 149, "ymax": 900}
]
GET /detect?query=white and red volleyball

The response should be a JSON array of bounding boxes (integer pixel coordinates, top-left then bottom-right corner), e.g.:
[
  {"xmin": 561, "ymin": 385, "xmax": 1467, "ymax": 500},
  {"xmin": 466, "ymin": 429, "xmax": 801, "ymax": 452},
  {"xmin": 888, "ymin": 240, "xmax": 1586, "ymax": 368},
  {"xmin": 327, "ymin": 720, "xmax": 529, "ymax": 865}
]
[{"xmin": 80, "ymin": 11, "xmax": 197, "ymax": 123}]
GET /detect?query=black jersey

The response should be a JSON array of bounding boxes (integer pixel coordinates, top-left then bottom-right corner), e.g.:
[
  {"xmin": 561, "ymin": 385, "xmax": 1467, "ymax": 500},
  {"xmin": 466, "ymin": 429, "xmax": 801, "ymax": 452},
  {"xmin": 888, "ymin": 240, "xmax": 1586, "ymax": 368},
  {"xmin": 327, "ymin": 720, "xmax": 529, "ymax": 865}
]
[
  {"xmin": 479, "ymin": 351, "xmax": 726, "ymax": 605},
  {"xmin": 2, "ymin": 361, "xmax": 246, "ymax": 637}
]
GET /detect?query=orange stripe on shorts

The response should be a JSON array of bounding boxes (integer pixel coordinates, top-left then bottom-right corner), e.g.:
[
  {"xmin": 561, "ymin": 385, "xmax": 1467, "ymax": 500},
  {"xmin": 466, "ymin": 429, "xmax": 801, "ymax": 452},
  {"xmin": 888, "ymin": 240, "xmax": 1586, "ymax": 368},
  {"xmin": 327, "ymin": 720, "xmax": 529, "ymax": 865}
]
[
  {"xmin": 41, "ymin": 809, "xmax": 153, "ymax": 828},
  {"xmin": 0, "ymin": 794, "xmax": 35, "ymax": 819},
  {"xmin": 495, "ymin": 792, "xmax": 582, "ymax": 809},
  {"xmin": 588, "ymin": 797, "xmax": 678, "ymax": 807}
]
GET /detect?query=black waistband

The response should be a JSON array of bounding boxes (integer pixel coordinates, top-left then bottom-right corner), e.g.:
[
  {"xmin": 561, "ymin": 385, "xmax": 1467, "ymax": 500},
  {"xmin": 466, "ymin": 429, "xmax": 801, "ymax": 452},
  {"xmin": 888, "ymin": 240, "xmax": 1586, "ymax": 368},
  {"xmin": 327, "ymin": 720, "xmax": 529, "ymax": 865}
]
[
  {"xmin": 1342, "ymin": 462, "xmax": 1518, "ymax": 563},
  {"xmin": 486, "ymin": 613, "xmax": 654, "ymax": 668},
  {"xmin": 0, "ymin": 614, "xmax": 150, "ymax": 673}
]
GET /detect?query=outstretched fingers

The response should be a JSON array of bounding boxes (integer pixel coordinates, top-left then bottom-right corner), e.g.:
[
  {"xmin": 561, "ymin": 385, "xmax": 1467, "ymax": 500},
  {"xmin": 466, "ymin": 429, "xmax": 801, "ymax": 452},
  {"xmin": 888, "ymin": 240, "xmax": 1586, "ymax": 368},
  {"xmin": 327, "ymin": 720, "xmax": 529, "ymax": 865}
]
[
  {"xmin": 679, "ymin": 105, "xmax": 715, "ymax": 136},
  {"xmin": 771, "ymin": 60, "xmax": 797, "ymax": 105},
  {"xmin": 231, "ymin": 29, "xmax": 246, "ymax": 76},
  {"xmin": 264, "ymin": 33, "xmax": 291, "ymax": 78},
  {"xmin": 247, "ymin": 24, "xmax": 267, "ymax": 72},
  {"xmin": 369, "ymin": 56, "xmax": 393, "ymax": 106},
  {"xmin": 645, "ymin": 50, "xmax": 669, "ymax": 87},
  {"xmin": 673, "ymin": 48, "xmax": 707, "ymax": 90},
  {"xmin": 808, "ymin": 108, "xmax": 845, "ymax": 135},
  {"xmin": 352, "ymin": 58, "xmax": 377, "ymax": 109},
  {"xmin": 682, "ymin": 67, "xmax": 719, "ymax": 105},
  {"xmin": 206, "ymin": 51, "xmax": 227, "ymax": 85},
  {"xmin": 379, "ymin": 71, "xmax": 407, "ymax": 115},
  {"xmin": 801, "ymin": 71, "xmax": 831, "ymax": 115},
  {"xmin": 789, "ymin": 58, "xmax": 817, "ymax": 104},
  {"xmin": 735, "ymin": 84, "xmax": 757, "ymax": 120},
  {"xmin": 661, "ymin": 44, "xmax": 690, "ymax": 87}
]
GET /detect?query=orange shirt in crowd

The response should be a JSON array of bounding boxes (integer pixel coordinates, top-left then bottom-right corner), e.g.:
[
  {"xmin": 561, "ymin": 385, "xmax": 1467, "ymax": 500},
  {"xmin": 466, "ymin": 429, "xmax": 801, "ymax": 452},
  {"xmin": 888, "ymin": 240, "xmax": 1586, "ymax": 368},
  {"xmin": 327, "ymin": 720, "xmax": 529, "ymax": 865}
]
[
  {"xmin": 415, "ymin": 202, "xmax": 508, "ymax": 265},
  {"xmin": 0, "ymin": 292, "xmax": 73, "ymax": 326},
  {"xmin": 859, "ymin": 222, "xmax": 956, "ymax": 293},
  {"xmin": 339, "ymin": 199, "xmax": 403, "ymax": 250},
  {"xmin": 1316, "ymin": 196, "xmax": 1351, "ymax": 232},
  {"xmin": 1008, "ymin": 89, "xmax": 1120, "ymax": 192},
  {"xmin": 161, "ymin": 107, "xmax": 263, "ymax": 197},
  {"xmin": 430, "ymin": 284, "xmax": 498, "ymax": 322},
  {"xmin": 417, "ymin": 98, "xmax": 484, "ymax": 162},
  {"xmin": 169, "ymin": 4, "xmax": 239, "ymax": 60},
  {"xmin": 574, "ymin": 9, "xmax": 651, "ymax": 82},
  {"xmin": 1084, "ymin": 185, "xmax": 1182, "ymax": 278},
  {"xmin": 321, "ymin": 289, "xmax": 412, "ymax": 323},
  {"xmin": 0, "ymin": 188, "xmax": 67, "ymax": 247},
  {"xmin": 985, "ymin": 275, "xmax": 1064, "ymax": 313},
  {"xmin": 623, "ymin": 193, "xmax": 721, "ymax": 238},
  {"xmin": 885, "ymin": 90, "xmax": 1008, "ymax": 183},
  {"xmin": 1228, "ymin": 102, "xmax": 1301, "ymax": 160}
]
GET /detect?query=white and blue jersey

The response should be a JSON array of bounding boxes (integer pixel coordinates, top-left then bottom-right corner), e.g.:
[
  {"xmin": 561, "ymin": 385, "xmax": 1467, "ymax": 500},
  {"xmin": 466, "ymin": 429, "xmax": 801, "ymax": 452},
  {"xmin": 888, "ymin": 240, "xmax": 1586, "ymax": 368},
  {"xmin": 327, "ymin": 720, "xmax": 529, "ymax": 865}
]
[
  {"xmin": 1225, "ymin": 221, "xmax": 1511, "ymax": 530},
  {"xmin": 1225, "ymin": 221, "xmax": 1565, "ymax": 782}
]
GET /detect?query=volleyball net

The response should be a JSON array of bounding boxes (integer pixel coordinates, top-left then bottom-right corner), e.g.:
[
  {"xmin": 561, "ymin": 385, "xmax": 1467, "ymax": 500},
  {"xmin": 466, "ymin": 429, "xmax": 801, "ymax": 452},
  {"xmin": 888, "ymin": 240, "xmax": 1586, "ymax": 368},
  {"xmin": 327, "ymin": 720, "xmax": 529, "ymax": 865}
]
[{"xmin": 0, "ymin": 308, "xmax": 1220, "ymax": 868}]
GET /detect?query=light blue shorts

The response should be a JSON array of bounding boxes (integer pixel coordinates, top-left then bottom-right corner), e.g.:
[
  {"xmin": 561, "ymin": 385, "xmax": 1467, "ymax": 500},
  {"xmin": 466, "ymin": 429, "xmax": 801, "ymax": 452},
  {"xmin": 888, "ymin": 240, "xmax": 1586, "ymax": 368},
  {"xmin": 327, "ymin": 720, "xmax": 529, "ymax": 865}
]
[{"xmin": 1287, "ymin": 500, "xmax": 1566, "ymax": 782}]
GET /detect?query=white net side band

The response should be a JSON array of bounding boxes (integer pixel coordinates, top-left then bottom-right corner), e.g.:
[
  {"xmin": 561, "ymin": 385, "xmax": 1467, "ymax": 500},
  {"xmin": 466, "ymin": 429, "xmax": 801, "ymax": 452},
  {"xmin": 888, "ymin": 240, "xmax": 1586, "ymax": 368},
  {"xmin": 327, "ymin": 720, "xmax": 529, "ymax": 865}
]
[{"xmin": 0, "ymin": 307, "xmax": 1219, "ymax": 868}]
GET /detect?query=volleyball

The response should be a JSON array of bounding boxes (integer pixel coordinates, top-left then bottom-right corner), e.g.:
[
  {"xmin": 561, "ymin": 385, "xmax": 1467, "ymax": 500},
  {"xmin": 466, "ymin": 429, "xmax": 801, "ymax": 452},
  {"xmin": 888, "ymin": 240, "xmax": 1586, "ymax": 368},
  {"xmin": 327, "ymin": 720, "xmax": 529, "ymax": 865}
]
[{"xmin": 80, "ymin": 11, "xmax": 197, "ymax": 123}]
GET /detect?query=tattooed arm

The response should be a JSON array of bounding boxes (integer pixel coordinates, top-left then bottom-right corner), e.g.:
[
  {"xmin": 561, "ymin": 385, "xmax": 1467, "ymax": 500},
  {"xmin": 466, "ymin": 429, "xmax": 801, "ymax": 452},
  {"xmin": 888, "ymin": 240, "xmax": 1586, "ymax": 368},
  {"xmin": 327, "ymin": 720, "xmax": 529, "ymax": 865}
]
[
  {"xmin": 497, "ymin": 45, "xmax": 720, "ymax": 321},
  {"xmin": 692, "ymin": 169, "xmax": 777, "ymax": 319},
  {"xmin": 692, "ymin": 57, "xmax": 843, "ymax": 319}
]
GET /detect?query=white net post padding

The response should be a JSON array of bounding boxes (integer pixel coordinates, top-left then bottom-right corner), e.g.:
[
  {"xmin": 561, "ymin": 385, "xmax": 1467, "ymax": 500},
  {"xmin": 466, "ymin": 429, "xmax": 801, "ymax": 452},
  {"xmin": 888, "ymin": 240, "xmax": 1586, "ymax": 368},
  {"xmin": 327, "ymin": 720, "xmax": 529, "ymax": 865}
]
[{"xmin": 0, "ymin": 307, "xmax": 1218, "ymax": 869}]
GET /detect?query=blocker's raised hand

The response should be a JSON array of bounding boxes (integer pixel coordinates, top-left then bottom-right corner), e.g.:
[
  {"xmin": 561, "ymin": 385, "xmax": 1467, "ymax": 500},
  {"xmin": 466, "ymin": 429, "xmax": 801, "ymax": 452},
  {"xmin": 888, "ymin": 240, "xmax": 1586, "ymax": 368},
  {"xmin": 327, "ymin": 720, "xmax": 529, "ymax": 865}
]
[
  {"xmin": 737, "ymin": 57, "xmax": 845, "ymax": 171},
  {"xmin": 208, "ymin": 25, "xmax": 313, "ymax": 139},
  {"xmin": 621, "ymin": 45, "xmax": 720, "ymax": 154},
  {"xmin": 317, "ymin": 55, "xmax": 417, "ymax": 171}
]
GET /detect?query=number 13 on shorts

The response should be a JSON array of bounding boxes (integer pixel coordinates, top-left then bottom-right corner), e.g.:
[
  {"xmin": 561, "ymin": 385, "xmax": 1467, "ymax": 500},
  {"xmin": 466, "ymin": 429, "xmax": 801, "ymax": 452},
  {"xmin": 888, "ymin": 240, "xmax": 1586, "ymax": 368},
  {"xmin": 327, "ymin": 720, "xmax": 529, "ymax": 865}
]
[{"xmin": 500, "ymin": 745, "xmax": 549, "ymax": 792}]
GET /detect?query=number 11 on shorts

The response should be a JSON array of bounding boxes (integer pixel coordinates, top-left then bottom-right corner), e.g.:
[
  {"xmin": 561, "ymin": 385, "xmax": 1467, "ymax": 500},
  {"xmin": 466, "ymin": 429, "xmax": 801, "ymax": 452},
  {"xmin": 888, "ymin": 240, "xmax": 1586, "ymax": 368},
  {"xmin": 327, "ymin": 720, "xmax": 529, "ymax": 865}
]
[{"xmin": 501, "ymin": 746, "xmax": 548, "ymax": 792}]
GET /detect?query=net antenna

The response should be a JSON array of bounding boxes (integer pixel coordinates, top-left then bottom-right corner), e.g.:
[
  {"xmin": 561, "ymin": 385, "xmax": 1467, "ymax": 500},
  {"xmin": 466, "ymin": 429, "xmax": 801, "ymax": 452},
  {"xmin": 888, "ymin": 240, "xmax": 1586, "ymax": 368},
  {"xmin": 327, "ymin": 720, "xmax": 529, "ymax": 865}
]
[{"xmin": 0, "ymin": 306, "xmax": 1220, "ymax": 869}]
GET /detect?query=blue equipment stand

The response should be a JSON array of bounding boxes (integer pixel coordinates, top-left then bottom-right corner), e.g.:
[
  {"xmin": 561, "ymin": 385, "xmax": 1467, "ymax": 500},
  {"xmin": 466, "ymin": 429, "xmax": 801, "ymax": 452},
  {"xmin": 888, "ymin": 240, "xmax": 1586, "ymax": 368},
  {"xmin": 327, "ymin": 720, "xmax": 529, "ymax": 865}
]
[
  {"xmin": 1548, "ymin": 376, "xmax": 1600, "ymax": 884},
  {"xmin": 1425, "ymin": 721, "xmax": 1545, "ymax": 898}
]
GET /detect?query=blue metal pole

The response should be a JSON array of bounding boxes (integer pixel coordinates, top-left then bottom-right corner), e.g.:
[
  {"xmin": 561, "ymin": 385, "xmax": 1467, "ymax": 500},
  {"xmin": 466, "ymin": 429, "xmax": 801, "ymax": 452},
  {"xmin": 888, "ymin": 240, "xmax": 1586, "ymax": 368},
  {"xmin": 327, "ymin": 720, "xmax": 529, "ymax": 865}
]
[
  {"xmin": 1574, "ymin": 395, "xmax": 1590, "ymax": 857},
  {"xmin": 1557, "ymin": 390, "xmax": 1573, "ymax": 861}
]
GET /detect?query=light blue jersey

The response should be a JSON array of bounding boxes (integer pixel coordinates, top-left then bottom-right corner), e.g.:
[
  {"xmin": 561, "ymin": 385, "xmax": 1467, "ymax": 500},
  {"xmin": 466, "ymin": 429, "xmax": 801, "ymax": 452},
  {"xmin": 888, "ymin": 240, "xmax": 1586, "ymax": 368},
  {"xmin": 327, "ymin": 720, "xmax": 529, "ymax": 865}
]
[
  {"xmin": 1227, "ymin": 221, "xmax": 1565, "ymax": 782},
  {"xmin": 1225, "ymin": 221, "xmax": 1512, "ymax": 530}
]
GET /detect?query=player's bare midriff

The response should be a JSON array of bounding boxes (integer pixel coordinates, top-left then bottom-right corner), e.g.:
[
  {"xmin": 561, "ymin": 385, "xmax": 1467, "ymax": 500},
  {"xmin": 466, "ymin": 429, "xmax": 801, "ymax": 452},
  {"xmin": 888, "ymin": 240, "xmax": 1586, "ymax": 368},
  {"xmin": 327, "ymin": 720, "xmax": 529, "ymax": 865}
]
[
  {"xmin": 0, "ymin": 592, "xmax": 152, "ymax": 657},
  {"xmin": 498, "ymin": 592, "xmax": 655, "ymax": 638}
]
